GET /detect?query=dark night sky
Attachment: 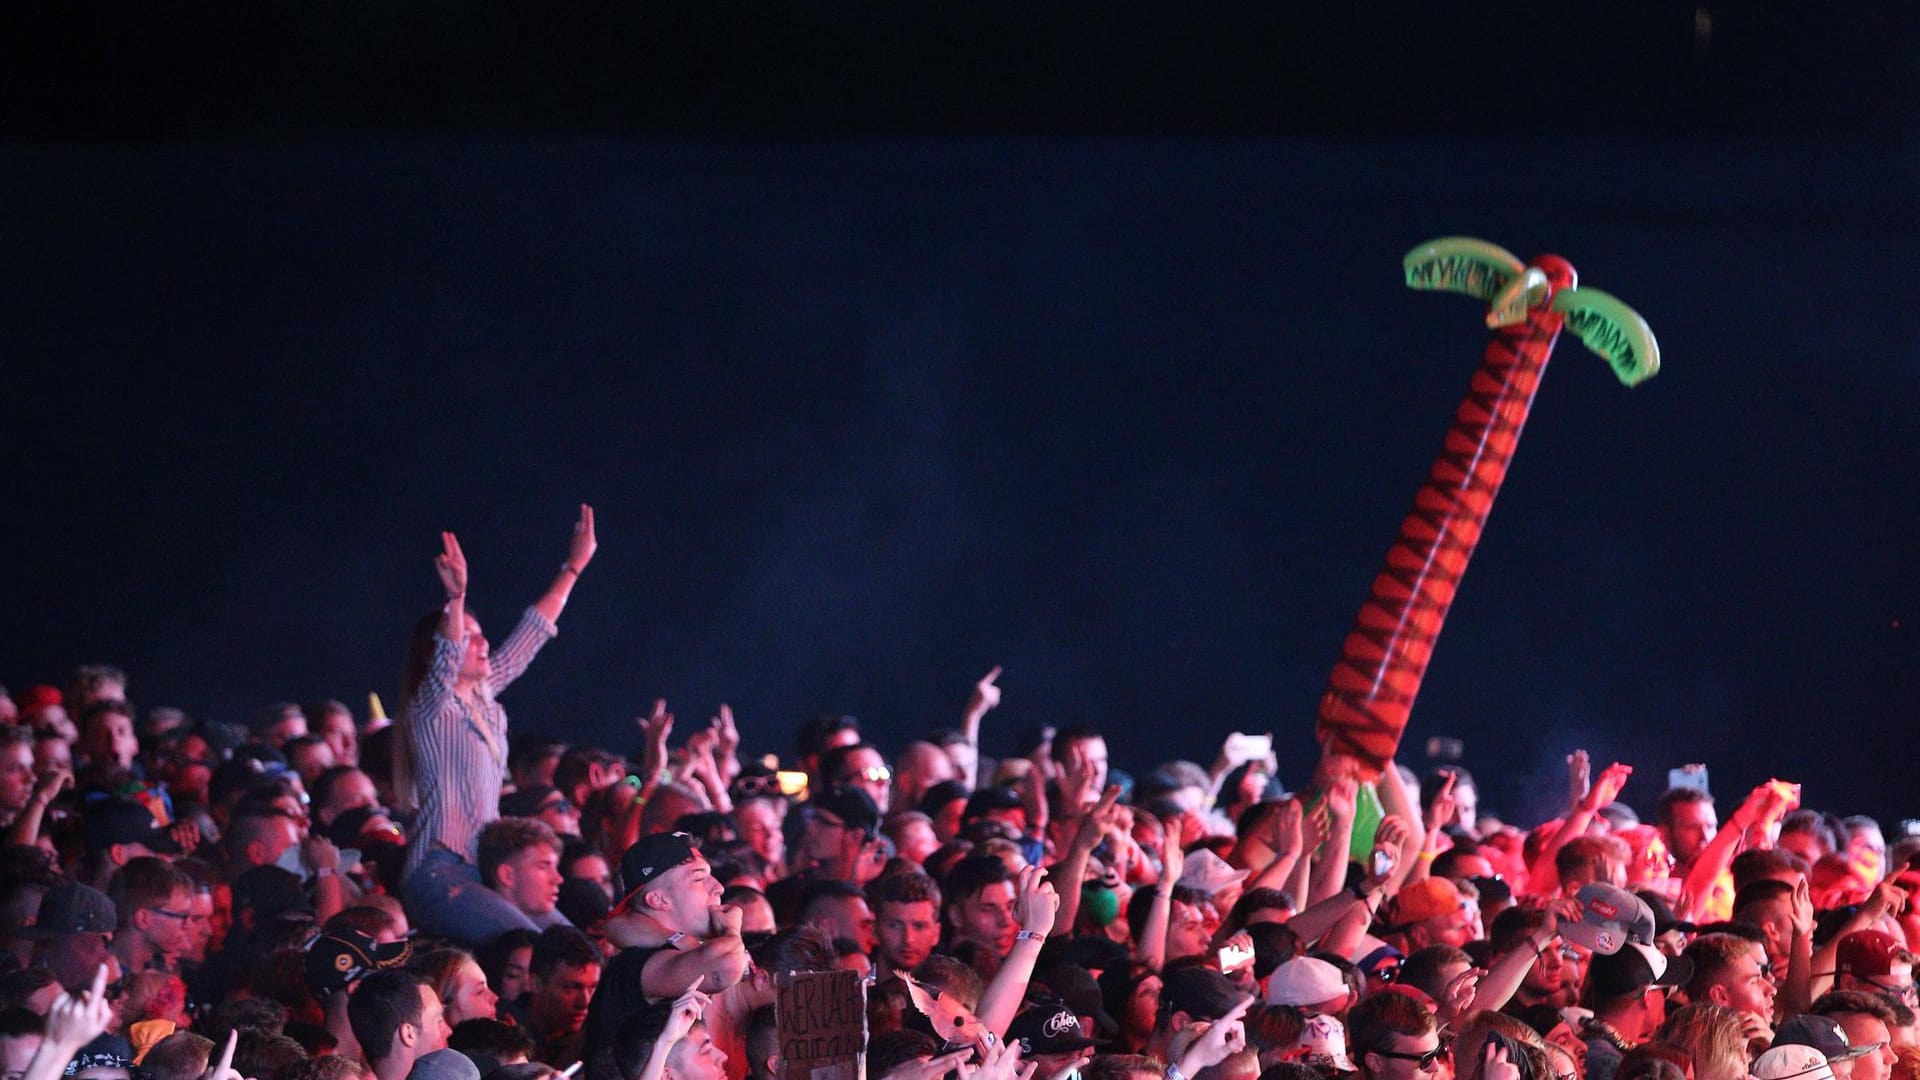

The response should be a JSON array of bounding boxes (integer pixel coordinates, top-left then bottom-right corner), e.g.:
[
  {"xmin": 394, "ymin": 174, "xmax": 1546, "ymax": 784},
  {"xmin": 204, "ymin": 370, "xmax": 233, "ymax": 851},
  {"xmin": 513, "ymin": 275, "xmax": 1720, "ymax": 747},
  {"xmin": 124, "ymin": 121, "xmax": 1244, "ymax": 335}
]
[{"xmin": 2, "ymin": 3, "xmax": 1915, "ymax": 827}]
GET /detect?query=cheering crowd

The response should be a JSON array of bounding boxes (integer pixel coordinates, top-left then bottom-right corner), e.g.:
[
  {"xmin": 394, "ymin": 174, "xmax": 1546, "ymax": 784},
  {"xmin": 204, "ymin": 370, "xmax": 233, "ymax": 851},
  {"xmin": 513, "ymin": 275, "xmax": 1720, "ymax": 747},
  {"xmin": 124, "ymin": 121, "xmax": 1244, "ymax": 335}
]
[{"xmin": 2, "ymin": 507, "xmax": 1916, "ymax": 1080}]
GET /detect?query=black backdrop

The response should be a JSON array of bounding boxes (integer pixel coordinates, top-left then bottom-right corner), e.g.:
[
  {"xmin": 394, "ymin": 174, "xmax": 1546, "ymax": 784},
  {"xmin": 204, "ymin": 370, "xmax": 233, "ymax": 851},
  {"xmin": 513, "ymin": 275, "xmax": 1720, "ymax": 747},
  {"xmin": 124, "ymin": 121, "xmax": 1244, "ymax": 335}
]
[{"xmin": 3, "ymin": 2, "xmax": 1916, "ymax": 827}]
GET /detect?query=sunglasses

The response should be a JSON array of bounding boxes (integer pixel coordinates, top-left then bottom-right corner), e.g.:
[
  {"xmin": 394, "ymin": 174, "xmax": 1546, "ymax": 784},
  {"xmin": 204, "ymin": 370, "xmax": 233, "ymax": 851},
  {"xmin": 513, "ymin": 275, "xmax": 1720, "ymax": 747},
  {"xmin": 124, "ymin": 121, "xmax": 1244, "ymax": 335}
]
[
  {"xmin": 850, "ymin": 765, "xmax": 891, "ymax": 783},
  {"xmin": 731, "ymin": 774, "xmax": 782, "ymax": 797},
  {"xmin": 1371, "ymin": 1047, "xmax": 1448, "ymax": 1070}
]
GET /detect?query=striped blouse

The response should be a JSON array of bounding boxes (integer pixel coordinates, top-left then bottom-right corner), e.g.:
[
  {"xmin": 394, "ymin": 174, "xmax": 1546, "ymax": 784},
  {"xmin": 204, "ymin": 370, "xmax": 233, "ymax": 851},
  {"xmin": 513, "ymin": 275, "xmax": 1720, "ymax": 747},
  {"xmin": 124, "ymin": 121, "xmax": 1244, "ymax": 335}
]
[{"xmin": 403, "ymin": 607, "xmax": 558, "ymax": 876}]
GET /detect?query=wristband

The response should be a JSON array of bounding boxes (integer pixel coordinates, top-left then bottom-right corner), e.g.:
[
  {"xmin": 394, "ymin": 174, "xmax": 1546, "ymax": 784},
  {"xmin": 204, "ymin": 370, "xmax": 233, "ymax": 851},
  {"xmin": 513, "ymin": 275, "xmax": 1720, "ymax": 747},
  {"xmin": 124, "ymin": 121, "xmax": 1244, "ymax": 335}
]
[
  {"xmin": 1016, "ymin": 929, "xmax": 1045, "ymax": 943},
  {"xmin": 1165, "ymin": 1064, "xmax": 1186, "ymax": 1080},
  {"xmin": 315, "ymin": 868, "xmax": 337, "ymax": 879},
  {"xmin": 560, "ymin": 564, "xmax": 581, "ymax": 577}
]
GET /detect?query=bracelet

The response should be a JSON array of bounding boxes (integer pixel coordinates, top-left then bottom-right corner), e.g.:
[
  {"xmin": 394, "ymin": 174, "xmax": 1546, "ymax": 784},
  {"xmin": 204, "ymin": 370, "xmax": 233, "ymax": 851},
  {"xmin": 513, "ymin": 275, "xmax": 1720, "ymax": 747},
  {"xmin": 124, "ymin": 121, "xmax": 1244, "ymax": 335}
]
[
  {"xmin": 1417, "ymin": 850, "xmax": 1438, "ymax": 862},
  {"xmin": 315, "ymin": 868, "xmax": 337, "ymax": 879},
  {"xmin": 1016, "ymin": 929, "xmax": 1045, "ymax": 943},
  {"xmin": 560, "ymin": 564, "xmax": 580, "ymax": 577},
  {"xmin": 1165, "ymin": 1063, "xmax": 1186, "ymax": 1080}
]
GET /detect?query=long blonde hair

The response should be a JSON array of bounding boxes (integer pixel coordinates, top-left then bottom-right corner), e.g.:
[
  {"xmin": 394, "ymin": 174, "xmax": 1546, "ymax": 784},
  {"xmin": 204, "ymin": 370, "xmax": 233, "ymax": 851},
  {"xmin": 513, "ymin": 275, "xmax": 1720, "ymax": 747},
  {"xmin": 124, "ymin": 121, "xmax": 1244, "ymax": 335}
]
[{"xmin": 1655, "ymin": 1002, "xmax": 1747, "ymax": 1080}]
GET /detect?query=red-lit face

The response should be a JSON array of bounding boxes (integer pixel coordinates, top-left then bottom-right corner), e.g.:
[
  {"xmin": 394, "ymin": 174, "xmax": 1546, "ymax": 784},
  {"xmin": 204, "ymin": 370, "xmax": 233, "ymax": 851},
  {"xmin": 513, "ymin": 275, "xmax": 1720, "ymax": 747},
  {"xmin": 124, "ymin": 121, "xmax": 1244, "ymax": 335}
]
[
  {"xmin": 532, "ymin": 961, "xmax": 601, "ymax": 1037},
  {"xmin": 1664, "ymin": 801, "xmax": 1718, "ymax": 865},
  {"xmin": 876, "ymin": 900, "xmax": 940, "ymax": 972},
  {"xmin": 950, "ymin": 881, "xmax": 1018, "ymax": 955}
]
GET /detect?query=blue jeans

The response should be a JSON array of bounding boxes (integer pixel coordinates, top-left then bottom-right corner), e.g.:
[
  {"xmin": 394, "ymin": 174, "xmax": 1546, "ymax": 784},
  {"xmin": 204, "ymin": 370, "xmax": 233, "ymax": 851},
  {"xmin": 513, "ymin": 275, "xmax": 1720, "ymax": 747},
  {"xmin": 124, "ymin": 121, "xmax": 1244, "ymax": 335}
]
[{"xmin": 403, "ymin": 849, "xmax": 569, "ymax": 946}]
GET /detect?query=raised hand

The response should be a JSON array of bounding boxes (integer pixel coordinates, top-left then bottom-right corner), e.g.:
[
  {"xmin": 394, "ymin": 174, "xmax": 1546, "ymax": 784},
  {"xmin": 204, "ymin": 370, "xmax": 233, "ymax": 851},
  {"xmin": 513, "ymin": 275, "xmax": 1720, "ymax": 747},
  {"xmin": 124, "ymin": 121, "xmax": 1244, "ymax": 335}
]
[
  {"xmin": 713, "ymin": 705, "xmax": 740, "ymax": 765},
  {"xmin": 1324, "ymin": 775, "xmax": 1359, "ymax": 824},
  {"xmin": 1171, "ymin": 995, "xmax": 1252, "ymax": 1075},
  {"xmin": 302, "ymin": 833, "xmax": 341, "ymax": 873},
  {"xmin": 1582, "ymin": 762, "xmax": 1632, "ymax": 811},
  {"xmin": 44, "ymin": 964, "xmax": 113, "ymax": 1052},
  {"xmin": 1567, "ymin": 750, "xmax": 1592, "ymax": 809},
  {"xmin": 1071, "ymin": 787, "xmax": 1124, "ymax": 856},
  {"xmin": 566, "ymin": 504, "xmax": 597, "ymax": 572},
  {"xmin": 887, "ymin": 1050, "xmax": 975, "ymax": 1080},
  {"xmin": 969, "ymin": 666, "xmax": 1003, "ymax": 716},
  {"xmin": 969, "ymin": 1036, "xmax": 1033, "ymax": 1080},
  {"xmin": 168, "ymin": 819, "xmax": 200, "ymax": 855},
  {"xmin": 1060, "ymin": 746, "xmax": 1100, "ymax": 815},
  {"xmin": 1161, "ymin": 828, "xmax": 1187, "ymax": 888},
  {"xmin": 638, "ymin": 699, "xmax": 675, "ymax": 783},
  {"xmin": 435, "ymin": 532, "xmax": 469, "ymax": 599},
  {"xmin": 1789, "ymin": 876, "xmax": 1815, "ymax": 938},
  {"xmin": 1013, "ymin": 864, "xmax": 1060, "ymax": 936},
  {"xmin": 1478, "ymin": 1038, "xmax": 1521, "ymax": 1080},
  {"xmin": 662, "ymin": 989, "xmax": 711, "ymax": 1045},
  {"xmin": 1268, "ymin": 798, "xmax": 1305, "ymax": 857},
  {"xmin": 198, "ymin": 1030, "xmax": 244, "ymax": 1080}
]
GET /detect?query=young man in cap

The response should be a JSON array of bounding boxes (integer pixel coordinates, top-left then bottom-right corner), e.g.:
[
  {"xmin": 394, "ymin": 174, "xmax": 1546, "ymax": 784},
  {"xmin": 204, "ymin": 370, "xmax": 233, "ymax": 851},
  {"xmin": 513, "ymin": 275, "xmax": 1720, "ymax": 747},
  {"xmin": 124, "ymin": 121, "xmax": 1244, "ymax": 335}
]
[
  {"xmin": 787, "ymin": 787, "xmax": 883, "ymax": 885},
  {"xmin": 1008, "ymin": 1002, "xmax": 1100, "ymax": 1080},
  {"xmin": 349, "ymin": 969, "xmax": 451, "ymax": 1080},
  {"xmin": 1834, "ymin": 931, "xmax": 1917, "ymax": 1008},
  {"xmin": 23, "ymin": 882, "xmax": 120, "ymax": 992},
  {"xmin": 1144, "ymin": 967, "xmax": 1244, "ymax": 1067},
  {"xmin": 83, "ymin": 801, "xmax": 183, "ymax": 886},
  {"xmin": 1774, "ymin": 1013, "xmax": 1879, "ymax": 1080},
  {"xmin": 1811, "ymin": 992, "xmax": 1901, "ymax": 1080},
  {"xmin": 1579, "ymin": 941, "xmax": 1693, "ymax": 1080},
  {"xmin": 306, "ymin": 927, "xmax": 413, "ymax": 1064},
  {"xmin": 1264, "ymin": 957, "xmax": 1350, "ymax": 1015},
  {"xmin": 584, "ymin": 834, "xmax": 745, "ymax": 1066},
  {"xmin": 1383, "ymin": 878, "xmax": 1473, "ymax": 952}
]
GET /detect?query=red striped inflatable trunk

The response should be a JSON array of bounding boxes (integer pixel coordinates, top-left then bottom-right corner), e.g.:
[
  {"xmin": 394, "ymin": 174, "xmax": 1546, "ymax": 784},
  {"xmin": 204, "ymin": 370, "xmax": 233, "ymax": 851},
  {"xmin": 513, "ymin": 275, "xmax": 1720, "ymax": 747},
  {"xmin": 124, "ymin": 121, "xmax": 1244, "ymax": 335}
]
[{"xmin": 1315, "ymin": 254, "xmax": 1577, "ymax": 779}]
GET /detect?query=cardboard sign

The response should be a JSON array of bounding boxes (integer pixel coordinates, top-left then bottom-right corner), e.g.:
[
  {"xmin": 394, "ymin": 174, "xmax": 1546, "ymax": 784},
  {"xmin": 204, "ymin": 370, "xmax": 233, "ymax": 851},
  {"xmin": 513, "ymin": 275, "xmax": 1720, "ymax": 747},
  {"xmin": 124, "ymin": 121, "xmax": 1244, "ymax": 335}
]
[{"xmin": 776, "ymin": 969, "xmax": 866, "ymax": 1080}]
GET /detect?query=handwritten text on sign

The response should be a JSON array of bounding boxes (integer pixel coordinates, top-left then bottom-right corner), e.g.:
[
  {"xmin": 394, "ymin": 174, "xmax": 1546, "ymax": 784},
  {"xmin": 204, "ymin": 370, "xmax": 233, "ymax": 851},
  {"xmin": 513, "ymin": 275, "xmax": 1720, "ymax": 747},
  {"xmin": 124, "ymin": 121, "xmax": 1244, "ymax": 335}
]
[{"xmin": 777, "ymin": 969, "xmax": 866, "ymax": 1080}]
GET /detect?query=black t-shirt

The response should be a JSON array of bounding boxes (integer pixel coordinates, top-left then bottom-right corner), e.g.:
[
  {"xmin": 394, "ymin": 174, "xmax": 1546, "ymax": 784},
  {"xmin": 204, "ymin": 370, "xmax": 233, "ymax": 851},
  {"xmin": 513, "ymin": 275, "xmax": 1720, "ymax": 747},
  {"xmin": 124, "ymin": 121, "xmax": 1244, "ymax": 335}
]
[{"xmin": 582, "ymin": 943, "xmax": 672, "ymax": 1066}]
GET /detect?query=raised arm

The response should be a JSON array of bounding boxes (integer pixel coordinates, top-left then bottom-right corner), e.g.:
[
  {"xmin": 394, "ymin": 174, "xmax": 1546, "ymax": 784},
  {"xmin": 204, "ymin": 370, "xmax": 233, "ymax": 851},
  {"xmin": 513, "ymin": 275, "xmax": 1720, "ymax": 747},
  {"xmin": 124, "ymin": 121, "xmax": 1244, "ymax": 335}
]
[
  {"xmin": 532, "ymin": 503, "xmax": 597, "ymax": 624},
  {"xmin": 977, "ymin": 864, "xmax": 1058, "ymax": 1038},
  {"xmin": 958, "ymin": 666, "xmax": 1002, "ymax": 789},
  {"xmin": 1524, "ymin": 760, "xmax": 1631, "ymax": 899},
  {"xmin": 435, "ymin": 531, "xmax": 470, "ymax": 640}
]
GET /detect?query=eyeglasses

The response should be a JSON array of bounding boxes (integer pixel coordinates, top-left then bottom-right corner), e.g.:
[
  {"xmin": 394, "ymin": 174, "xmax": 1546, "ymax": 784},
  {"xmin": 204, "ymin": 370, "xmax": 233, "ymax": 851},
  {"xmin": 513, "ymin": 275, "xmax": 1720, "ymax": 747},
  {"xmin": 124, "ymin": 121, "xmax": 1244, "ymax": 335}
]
[
  {"xmin": 1864, "ymin": 975, "xmax": 1919, "ymax": 1001},
  {"xmin": 148, "ymin": 908, "xmax": 192, "ymax": 920},
  {"xmin": 1370, "ymin": 1046, "xmax": 1448, "ymax": 1071}
]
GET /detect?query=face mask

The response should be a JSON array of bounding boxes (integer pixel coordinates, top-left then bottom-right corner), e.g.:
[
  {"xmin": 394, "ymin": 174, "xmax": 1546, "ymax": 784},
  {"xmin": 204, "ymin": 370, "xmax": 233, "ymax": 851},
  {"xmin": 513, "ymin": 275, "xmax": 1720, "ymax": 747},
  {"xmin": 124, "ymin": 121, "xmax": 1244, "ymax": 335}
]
[
  {"xmin": 1082, "ymin": 886, "xmax": 1120, "ymax": 927},
  {"xmin": 273, "ymin": 843, "xmax": 307, "ymax": 876}
]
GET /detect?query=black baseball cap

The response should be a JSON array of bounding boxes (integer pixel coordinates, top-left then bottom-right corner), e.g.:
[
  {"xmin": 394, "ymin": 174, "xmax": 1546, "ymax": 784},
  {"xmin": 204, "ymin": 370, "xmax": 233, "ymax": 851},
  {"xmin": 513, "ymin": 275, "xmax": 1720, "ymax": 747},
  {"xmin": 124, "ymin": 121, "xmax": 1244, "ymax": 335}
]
[
  {"xmin": 616, "ymin": 831, "xmax": 700, "ymax": 909},
  {"xmin": 84, "ymin": 800, "xmax": 181, "ymax": 855},
  {"xmin": 21, "ymin": 882, "xmax": 117, "ymax": 939},
  {"xmin": 500, "ymin": 785, "xmax": 570, "ymax": 819},
  {"xmin": 1008, "ymin": 1002, "xmax": 1101, "ymax": 1055},
  {"xmin": 808, "ymin": 786, "xmax": 880, "ymax": 838},
  {"xmin": 1585, "ymin": 941, "xmax": 1693, "ymax": 999},
  {"xmin": 304, "ymin": 928, "xmax": 412, "ymax": 999}
]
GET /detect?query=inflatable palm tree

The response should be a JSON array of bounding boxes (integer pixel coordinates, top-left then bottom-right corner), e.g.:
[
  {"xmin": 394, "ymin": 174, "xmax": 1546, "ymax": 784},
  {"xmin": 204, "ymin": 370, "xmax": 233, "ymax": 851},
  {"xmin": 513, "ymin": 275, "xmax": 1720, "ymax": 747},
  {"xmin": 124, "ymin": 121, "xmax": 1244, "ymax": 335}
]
[{"xmin": 1316, "ymin": 237, "xmax": 1661, "ymax": 778}]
